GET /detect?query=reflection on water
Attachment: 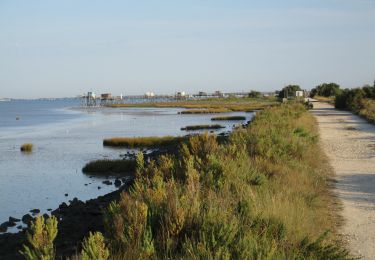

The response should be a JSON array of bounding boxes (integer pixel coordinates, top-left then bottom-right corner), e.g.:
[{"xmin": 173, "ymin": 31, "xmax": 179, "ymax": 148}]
[{"xmin": 0, "ymin": 101, "xmax": 253, "ymax": 232}]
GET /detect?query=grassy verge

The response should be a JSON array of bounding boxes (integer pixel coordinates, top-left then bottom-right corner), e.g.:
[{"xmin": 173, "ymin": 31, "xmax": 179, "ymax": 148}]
[
  {"xmin": 20, "ymin": 143, "xmax": 33, "ymax": 152},
  {"xmin": 103, "ymin": 136, "xmax": 186, "ymax": 148},
  {"xmin": 358, "ymin": 99, "xmax": 375, "ymax": 123},
  {"xmin": 82, "ymin": 159, "xmax": 136, "ymax": 176},
  {"xmin": 100, "ymin": 103, "xmax": 348, "ymax": 259},
  {"xmin": 181, "ymin": 124, "xmax": 224, "ymax": 131},
  {"xmin": 211, "ymin": 116, "xmax": 246, "ymax": 121}
]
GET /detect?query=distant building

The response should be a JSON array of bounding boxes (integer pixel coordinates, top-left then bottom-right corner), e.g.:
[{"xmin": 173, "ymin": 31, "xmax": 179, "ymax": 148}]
[
  {"xmin": 145, "ymin": 91, "xmax": 155, "ymax": 98},
  {"xmin": 175, "ymin": 91, "xmax": 187, "ymax": 100},
  {"xmin": 214, "ymin": 91, "xmax": 224, "ymax": 97}
]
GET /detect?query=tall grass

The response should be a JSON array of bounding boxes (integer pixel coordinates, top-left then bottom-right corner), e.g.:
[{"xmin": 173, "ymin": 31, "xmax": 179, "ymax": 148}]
[
  {"xmin": 103, "ymin": 136, "xmax": 186, "ymax": 148},
  {"xmin": 100, "ymin": 103, "xmax": 349, "ymax": 259}
]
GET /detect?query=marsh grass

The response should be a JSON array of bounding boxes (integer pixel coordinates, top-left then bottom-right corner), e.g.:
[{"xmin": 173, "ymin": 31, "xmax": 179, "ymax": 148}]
[
  {"xmin": 108, "ymin": 97, "xmax": 277, "ymax": 112},
  {"xmin": 179, "ymin": 108, "xmax": 230, "ymax": 114},
  {"xmin": 103, "ymin": 136, "xmax": 186, "ymax": 148},
  {"xmin": 82, "ymin": 159, "xmax": 136, "ymax": 176},
  {"xmin": 358, "ymin": 98, "xmax": 375, "ymax": 123},
  {"xmin": 20, "ymin": 143, "xmax": 33, "ymax": 152},
  {"xmin": 211, "ymin": 116, "xmax": 246, "ymax": 121},
  {"xmin": 181, "ymin": 124, "xmax": 225, "ymax": 131}
]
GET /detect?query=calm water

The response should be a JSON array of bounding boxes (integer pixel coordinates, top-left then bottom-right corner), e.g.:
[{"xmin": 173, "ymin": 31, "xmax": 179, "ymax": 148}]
[{"xmin": 0, "ymin": 99, "xmax": 253, "ymax": 233}]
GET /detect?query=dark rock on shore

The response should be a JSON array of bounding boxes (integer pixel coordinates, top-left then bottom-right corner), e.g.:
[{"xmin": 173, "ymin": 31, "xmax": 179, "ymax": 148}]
[
  {"xmin": 9, "ymin": 217, "xmax": 20, "ymax": 223},
  {"xmin": 114, "ymin": 179, "xmax": 121, "ymax": 187},
  {"xmin": 0, "ymin": 222, "xmax": 8, "ymax": 233},
  {"xmin": 21, "ymin": 214, "xmax": 33, "ymax": 226},
  {"xmin": 102, "ymin": 180, "xmax": 112, "ymax": 185},
  {"xmin": 29, "ymin": 209, "xmax": 40, "ymax": 214}
]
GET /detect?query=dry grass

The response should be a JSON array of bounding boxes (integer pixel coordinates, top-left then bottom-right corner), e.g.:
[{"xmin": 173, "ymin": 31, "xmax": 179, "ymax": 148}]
[
  {"xmin": 181, "ymin": 124, "xmax": 225, "ymax": 131},
  {"xmin": 20, "ymin": 143, "xmax": 33, "ymax": 152},
  {"xmin": 359, "ymin": 98, "xmax": 375, "ymax": 123},
  {"xmin": 103, "ymin": 136, "xmax": 186, "ymax": 148},
  {"xmin": 211, "ymin": 116, "xmax": 246, "ymax": 121}
]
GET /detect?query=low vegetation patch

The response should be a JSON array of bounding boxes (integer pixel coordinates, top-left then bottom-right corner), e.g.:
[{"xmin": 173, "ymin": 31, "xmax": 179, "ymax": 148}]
[
  {"xmin": 211, "ymin": 116, "xmax": 246, "ymax": 121},
  {"xmin": 20, "ymin": 143, "xmax": 33, "ymax": 152},
  {"xmin": 178, "ymin": 108, "xmax": 230, "ymax": 114},
  {"xmin": 82, "ymin": 159, "xmax": 136, "ymax": 176},
  {"xmin": 103, "ymin": 136, "xmax": 186, "ymax": 148},
  {"xmin": 181, "ymin": 124, "xmax": 224, "ymax": 131},
  {"xmin": 108, "ymin": 97, "xmax": 277, "ymax": 112}
]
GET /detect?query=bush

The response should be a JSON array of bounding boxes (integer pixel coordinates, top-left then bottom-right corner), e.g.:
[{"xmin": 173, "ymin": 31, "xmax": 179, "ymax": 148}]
[
  {"xmin": 80, "ymin": 232, "xmax": 109, "ymax": 260},
  {"xmin": 310, "ymin": 83, "xmax": 340, "ymax": 98},
  {"xmin": 21, "ymin": 143, "xmax": 33, "ymax": 152},
  {"xmin": 20, "ymin": 216, "xmax": 58, "ymax": 260}
]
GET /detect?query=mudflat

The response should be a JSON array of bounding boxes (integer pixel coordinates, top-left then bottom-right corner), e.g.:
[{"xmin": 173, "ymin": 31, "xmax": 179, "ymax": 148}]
[{"xmin": 312, "ymin": 102, "xmax": 375, "ymax": 259}]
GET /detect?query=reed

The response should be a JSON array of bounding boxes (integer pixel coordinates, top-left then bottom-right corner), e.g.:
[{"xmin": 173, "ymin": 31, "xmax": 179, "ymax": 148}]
[
  {"xmin": 179, "ymin": 108, "xmax": 230, "ymax": 114},
  {"xmin": 20, "ymin": 143, "xmax": 33, "ymax": 152},
  {"xmin": 103, "ymin": 136, "xmax": 186, "ymax": 148},
  {"xmin": 211, "ymin": 116, "xmax": 246, "ymax": 121},
  {"xmin": 181, "ymin": 124, "xmax": 225, "ymax": 131}
]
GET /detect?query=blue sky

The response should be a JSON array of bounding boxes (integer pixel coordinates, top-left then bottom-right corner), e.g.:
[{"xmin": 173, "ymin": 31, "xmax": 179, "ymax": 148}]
[{"xmin": 0, "ymin": 0, "xmax": 374, "ymax": 98}]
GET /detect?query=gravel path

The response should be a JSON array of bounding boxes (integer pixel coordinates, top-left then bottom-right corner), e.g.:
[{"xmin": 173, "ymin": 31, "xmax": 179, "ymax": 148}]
[{"xmin": 312, "ymin": 102, "xmax": 375, "ymax": 259}]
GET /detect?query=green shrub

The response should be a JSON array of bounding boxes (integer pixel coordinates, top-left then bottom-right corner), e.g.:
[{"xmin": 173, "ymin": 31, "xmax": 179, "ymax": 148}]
[
  {"xmin": 211, "ymin": 116, "xmax": 246, "ymax": 121},
  {"xmin": 20, "ymin": 216, "xmax": 58, "ymax": 260},
  {"xmin": 81, "ymin": 232, "xmax": 109, "ymax": 260}
]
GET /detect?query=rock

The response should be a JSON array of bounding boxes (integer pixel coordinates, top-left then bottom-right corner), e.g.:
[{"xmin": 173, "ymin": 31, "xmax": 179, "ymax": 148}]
[
  {"xmin": 59, "ymin": 202, "xmax": 68, "ymax": 209},
  {"xmin": 17, "ymin": 225, "xmax": 22, "ymax": 230},
  {"xmin": 0, "ymin": 222, "xmax": 7, "ymax": 232},
  {"xmin": 47, "ymin": 208, "xmax": 52, "ymax": 211},
  {"xmin": 9, "ymin": 217, "xmax": 20, "ymax": 223},
  {"xmin": 43, "ymin": 214, "xmax": 49, "ymax": 220},
  {"xmin": 114, "ymin": 179, "xmax": 121, "ymax": 187},
  {"xmin": 6, "ymin": 221, "xmax": 16, "ymax": 227},
  {"xmin": 22, "ymin": 214, "xmax": 33, "ymax": 225},
  {"xmin": 30, "ymin": 209, "xmax": 40, "ymax": 214},
  {"xmin": 84, "ymin": 184, "xmax": 88, "ymax": 186},
  {"xmin": 102, "ymin": 180, "xmax": 112, "ymax": 185},
  {"xmin": 65, "ymin": 193, "xmax": 68, "ymax": 197},
  {"xmin": 98, "ymin": 186, "xmax": 101, "ymax": 189}
]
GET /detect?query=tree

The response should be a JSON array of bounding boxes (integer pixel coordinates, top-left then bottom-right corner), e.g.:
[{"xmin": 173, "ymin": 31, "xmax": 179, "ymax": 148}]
[
  {"xmin": 310, "ymin": 83, "xmax": 340, "ymax": 97},
  {"xmin": 278, "ymin": 85, "xmax": 301, "ymax": 99},
  {"xmin": 248, "ymin": 90, "xmax": 262, "ymax": 98}
]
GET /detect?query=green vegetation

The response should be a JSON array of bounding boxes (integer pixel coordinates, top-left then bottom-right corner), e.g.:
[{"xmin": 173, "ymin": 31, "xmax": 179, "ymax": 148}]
[
  {"xmin": 181, "ymin": 124, "xmax": 225, "ymax": 131},
  {"xmin": 22, "ymin": 103, "xmax": 349, "ymax": 259},
  {"xmin": 310, "ymin": 83, "xmax": 341, "ymax": 98},
  {"xmin": 82, "ymin": 159, "xmax": 136, "ymax": 176},
  {"xmin": 103, "ymin": 136, "xmax": 186, "ymax": 148},
  {"xmin": 211, "ymin": 116, "xmax": 246, "ymax": 121},
  {"xmin": 20, "ymin": 143, "xmax": 33, "ymax": 152},
  {"xmin": 278, "ymin": 85, "xmax": 301, "ymax": 98},
  {"xmin": 179, "ymin": 108, "xmax": 230, "ymax": 114},
  {"xmin": 20, "ymin": 216, "xmax": 58, "ymax": 260},
  {"xmin": 101, "ymin": 103, "xmax": 348, "ymax": 258},
  {"xmin": 248, "ymin": 90, "xmax": 262, "ymax": 98},
  {"xmin": 81, "ymin": 232, "xmax": 109, "ymax": 260},
  {"xmin": 108, "ymin": 97, "xmax": 277, "ymax": 112},
  {"xmin": 335, "ymin": 84, "xmax": 375, "ymax": 123}
]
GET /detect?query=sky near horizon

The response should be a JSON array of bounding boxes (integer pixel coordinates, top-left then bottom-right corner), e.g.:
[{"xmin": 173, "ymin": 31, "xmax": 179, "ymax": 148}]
[{"xmin": 0, "ymin": 1, "xmax": 374, "ymax": 98}]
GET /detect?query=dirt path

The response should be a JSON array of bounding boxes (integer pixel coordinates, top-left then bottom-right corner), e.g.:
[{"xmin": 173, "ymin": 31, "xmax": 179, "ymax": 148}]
[{"xmin": 312, "ymin": 102, "xmax": 375, "ymax": 259}]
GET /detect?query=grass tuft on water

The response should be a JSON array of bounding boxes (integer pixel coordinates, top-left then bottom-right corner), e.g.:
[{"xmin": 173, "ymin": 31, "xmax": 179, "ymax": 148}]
[
  {"xmin": 82, "ymin": 159, "xmax": 136, "ymax": 176},
  {"xmin": 20, "ymin": 143, "xmax": 33, "ymax": 152},
  {"xmin": 103, "ymin": 136, "xmax": 186, "ymax": 148},
  {"xmin": 181, "ymin": 124, "xmax": 225, "ymax": 131},
  {"xmin": 211, "ymin": 116, "xmax": 246, "ymax": 121}
]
